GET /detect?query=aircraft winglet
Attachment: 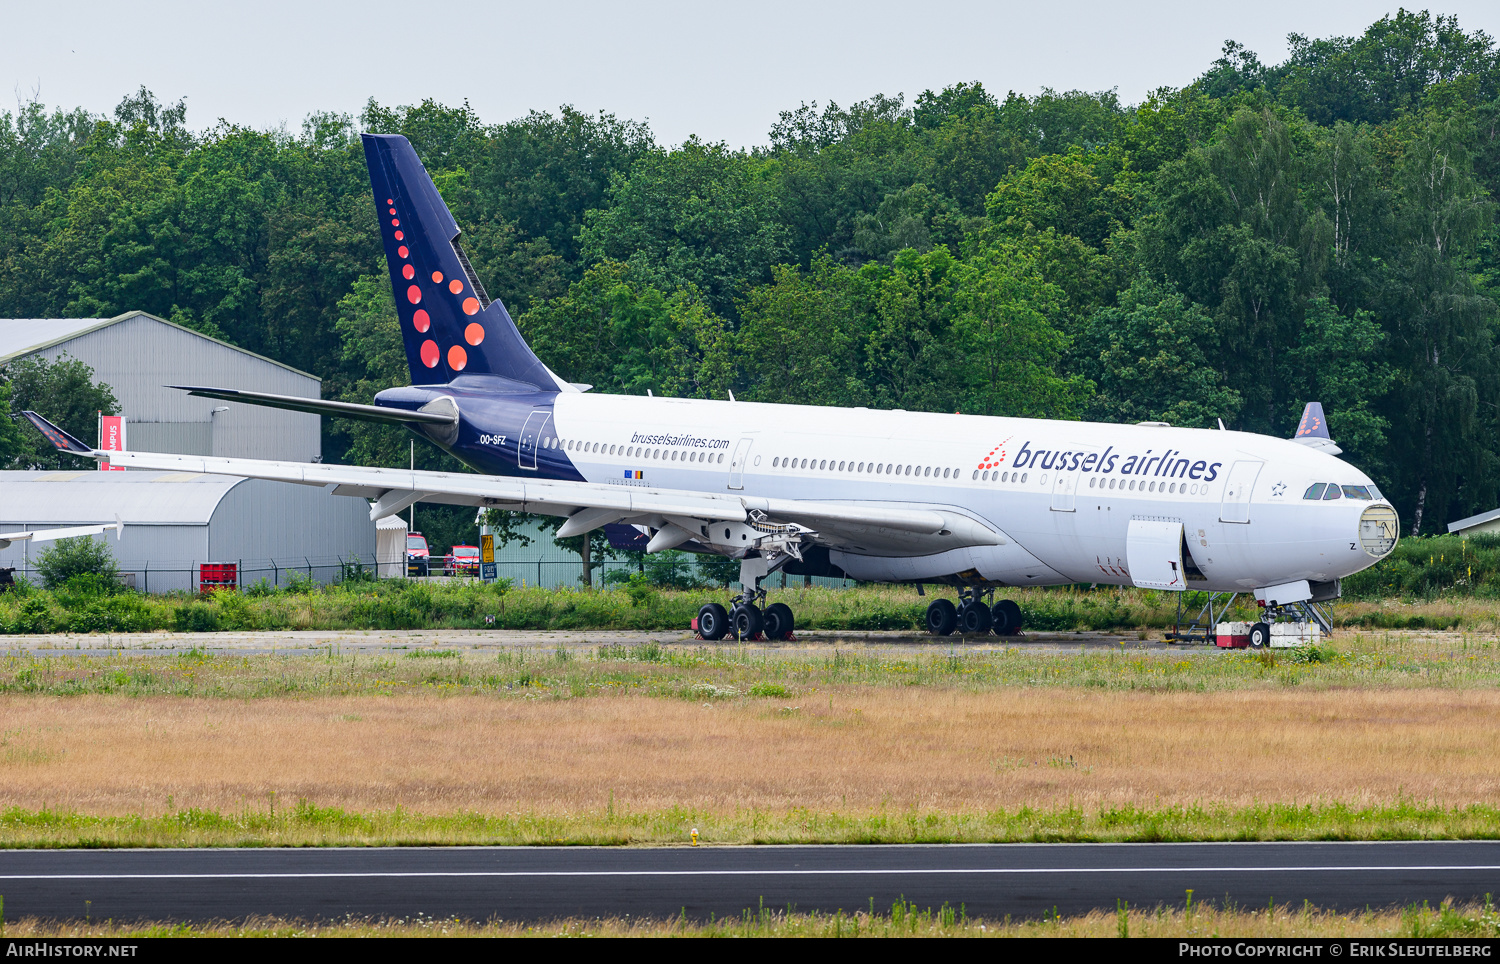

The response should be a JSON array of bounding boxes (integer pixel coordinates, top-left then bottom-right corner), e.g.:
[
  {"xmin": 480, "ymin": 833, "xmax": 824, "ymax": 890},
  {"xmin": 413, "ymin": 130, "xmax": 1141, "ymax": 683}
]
[{"xmin": 18, "ymin": 411, "xmax": 96, "ymax": 456}]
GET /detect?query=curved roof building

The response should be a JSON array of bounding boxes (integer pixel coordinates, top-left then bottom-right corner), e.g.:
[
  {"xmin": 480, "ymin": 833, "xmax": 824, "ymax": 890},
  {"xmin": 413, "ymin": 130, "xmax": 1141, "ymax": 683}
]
[{"xmin": 0, "ymin": 470, "xmax": 374, "ymax": 592}]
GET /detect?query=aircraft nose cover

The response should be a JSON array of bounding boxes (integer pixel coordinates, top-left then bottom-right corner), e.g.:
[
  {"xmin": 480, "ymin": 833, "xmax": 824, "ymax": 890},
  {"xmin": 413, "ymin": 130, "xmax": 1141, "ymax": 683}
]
[
  {"xmin": 1359, "ymin": 504, "xmax": 1399, "ymax": 558},
  {"xmin": 362, "ymin": 134, "xmax": 553, "ymax": 389}
]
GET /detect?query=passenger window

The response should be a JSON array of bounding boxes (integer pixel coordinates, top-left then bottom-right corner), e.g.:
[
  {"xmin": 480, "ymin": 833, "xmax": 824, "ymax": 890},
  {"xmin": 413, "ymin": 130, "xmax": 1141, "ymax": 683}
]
[{"xmin": 1323, "ymin": 483, "xmax": 1342, "ymax": 500}]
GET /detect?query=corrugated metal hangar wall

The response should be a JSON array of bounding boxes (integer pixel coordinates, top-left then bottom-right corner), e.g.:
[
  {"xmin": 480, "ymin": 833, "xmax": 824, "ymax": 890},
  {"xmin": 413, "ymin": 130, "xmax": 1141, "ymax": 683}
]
[
  {"xmin": 0, "ymin": 472, "xmax": 376, "ymax": 592},
  {"xmin": 0, "ymin": 311, "xmax": 319, "ymax": 461}
]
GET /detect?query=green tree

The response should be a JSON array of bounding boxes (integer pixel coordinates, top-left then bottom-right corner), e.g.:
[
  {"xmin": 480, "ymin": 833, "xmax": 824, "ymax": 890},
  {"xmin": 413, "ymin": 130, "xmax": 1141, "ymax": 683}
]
[
  {"xmin": 1382, "ymin": 115, "xmax": 1498, "ymax": 533},
  {"xmin": 2, "ymin": 354, "xmax": 119, "ymax": 469},
  {"xmin": 35, "ymin": 535, "xmax": 117, "ymax": 589},
  {"xmin": 580, "ymin": 138, "xmax": 790, "ymax": 318},
  {"xmin": 737, "ymin": 256, "xmax": 867, "ymax": 407},
  {"xmin": 518, "ymin": 260, "xmax": 733, "ymax": 399},
  {"xmin": 1281, "ymin": 297, "xmax": 1392, "ymax": 470},
  {"xmin": 1074, "ymin": 276, "xmax": 1240, "ymax": 427}
]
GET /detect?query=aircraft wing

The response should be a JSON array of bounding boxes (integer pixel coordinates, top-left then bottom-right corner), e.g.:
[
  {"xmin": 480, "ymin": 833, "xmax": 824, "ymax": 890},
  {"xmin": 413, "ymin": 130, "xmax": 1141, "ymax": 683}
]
[
  {"xmin": 19, "ymin": 412, "xmax": 1001, "ymax": 557},
  {"xmin": 0, "ymin": 519, "xmax": 122, "ymax": 550}
]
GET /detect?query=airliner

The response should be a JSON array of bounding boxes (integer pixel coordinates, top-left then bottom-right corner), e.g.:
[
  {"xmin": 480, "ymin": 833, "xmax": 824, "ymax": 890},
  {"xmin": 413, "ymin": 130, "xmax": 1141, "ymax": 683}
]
[{"xmin": 23, "ymin": 134, "xmax": 1400, "ymax": 644}]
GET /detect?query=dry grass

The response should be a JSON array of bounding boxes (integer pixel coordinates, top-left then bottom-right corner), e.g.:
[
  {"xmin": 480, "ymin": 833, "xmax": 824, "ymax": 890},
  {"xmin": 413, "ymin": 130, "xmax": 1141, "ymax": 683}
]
[
  {"xmin": 3, "ymin": 687, "xmax": 1500, "ymax": 824},
  {"xmin": 3, "ymin": 898, "xmax": 1497, "ymax": 938}
]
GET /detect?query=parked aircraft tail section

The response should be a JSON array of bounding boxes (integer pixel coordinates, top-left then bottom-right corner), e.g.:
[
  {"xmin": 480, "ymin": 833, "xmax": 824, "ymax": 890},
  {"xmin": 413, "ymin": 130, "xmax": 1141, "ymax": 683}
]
[
  {"xmin": 1292, "ymin": 401, "xmax": 1342, "ymax": 455},
  {"xmin": 361, "ymin": 134, "xmax": 561, "ymax": 391}
]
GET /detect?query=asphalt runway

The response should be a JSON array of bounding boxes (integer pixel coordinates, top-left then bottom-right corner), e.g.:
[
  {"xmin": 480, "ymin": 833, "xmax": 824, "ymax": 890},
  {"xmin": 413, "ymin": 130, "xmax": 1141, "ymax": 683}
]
[{"xmin": 1, "ymin": 842, "xmax": 1496, "ymax": 923}]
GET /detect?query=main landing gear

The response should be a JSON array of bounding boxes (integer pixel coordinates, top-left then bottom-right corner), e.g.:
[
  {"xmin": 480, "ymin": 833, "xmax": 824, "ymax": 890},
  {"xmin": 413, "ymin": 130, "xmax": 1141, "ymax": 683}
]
[
  {"xmin": 695, "ymin": 555, "xmax": 796, "ymax": 642},
  {"xmin": 696, "ymin": 590, "xmax": 796, "ymax": 642},
  {"xmin": 926, "ymin": 588, "xmax": 1023, "ymax": 637}
]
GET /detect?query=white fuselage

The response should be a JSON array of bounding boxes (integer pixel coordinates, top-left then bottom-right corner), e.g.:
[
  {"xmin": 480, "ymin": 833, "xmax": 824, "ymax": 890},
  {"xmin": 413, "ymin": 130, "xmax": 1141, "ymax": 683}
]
[{"xmin": 541, "ymin": 393, "xmax": 1395, "ymax": 593}]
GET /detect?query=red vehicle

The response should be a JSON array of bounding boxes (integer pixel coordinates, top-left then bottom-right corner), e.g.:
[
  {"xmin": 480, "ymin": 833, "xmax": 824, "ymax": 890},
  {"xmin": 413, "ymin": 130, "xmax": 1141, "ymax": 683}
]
[
  {"xmin": 448, "ymin": 544, "xmax": 481, "ymax": 576},
  {"xmin": 406, "ymin": 532, "xmax": 431, "ymax": 576}
]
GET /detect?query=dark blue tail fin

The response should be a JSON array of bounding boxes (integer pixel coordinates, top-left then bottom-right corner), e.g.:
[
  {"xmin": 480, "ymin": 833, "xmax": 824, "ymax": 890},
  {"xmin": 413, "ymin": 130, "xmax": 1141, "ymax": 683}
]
[
  {"xmin": 1295, "ymin": 401, "xmax": 1330, "ymax": 440},
  {"xmin": 362, "ymin": 134, "xmax": 557, "ymax": 389}
]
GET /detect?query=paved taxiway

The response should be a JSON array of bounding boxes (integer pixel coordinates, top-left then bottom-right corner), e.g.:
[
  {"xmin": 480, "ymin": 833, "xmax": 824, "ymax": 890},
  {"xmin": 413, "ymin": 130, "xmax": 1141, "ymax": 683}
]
[
  {"xmin": 1, "ymin": 842, "xmax": 1495, "ymax": 922},
  {"xmin": 0, "ymin": 627, "xmax": 1189, "ymax": 657}
]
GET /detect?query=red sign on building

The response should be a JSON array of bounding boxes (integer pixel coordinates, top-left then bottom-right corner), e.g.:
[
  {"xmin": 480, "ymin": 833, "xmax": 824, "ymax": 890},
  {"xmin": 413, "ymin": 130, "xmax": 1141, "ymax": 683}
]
[{"xmin": 99, "ymin": 415, "xmax": 126, "ymax": 471}]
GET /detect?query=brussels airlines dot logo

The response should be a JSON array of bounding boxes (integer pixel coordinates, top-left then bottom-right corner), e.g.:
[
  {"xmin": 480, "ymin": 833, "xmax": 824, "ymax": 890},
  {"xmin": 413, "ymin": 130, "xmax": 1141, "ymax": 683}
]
[
  {"xmin": 977, "ymin": 437, "xmax": 1012, "ymax": 471},
  {"xmin": 386, "ymin": 196, "xmax": 486, "ymax": 373}
]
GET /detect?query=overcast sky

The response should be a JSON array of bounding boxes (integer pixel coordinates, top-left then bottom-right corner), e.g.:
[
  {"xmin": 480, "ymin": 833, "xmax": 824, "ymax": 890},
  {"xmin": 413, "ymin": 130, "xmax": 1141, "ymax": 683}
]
[{"xmin": 6, "ymin": 1, "xmax": 1500, "ymax": 148}]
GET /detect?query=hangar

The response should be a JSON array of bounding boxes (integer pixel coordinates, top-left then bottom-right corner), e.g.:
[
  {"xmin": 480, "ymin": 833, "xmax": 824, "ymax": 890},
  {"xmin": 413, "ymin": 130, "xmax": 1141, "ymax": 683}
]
[
  {"xmin": 0, "ymin": 310, "xmax": 319, "ymax": 460},
  {"xmin": 0, "ymin": 471, "xmax": 374, "ymax": 592}
]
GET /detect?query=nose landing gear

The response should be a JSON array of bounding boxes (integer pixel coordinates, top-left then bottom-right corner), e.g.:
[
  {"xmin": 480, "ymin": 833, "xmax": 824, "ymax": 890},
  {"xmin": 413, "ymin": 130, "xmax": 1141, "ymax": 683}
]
[{"xmin": 926, "ymin": 588, "xmax": 1023, "ymax": 636}]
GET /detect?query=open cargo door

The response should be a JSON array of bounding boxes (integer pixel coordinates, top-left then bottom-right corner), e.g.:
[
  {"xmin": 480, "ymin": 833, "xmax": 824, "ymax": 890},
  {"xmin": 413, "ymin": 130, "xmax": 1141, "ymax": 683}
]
[{"xmin": 1127, "ymin": 519, "xmax": 1185, "ymax": 591}]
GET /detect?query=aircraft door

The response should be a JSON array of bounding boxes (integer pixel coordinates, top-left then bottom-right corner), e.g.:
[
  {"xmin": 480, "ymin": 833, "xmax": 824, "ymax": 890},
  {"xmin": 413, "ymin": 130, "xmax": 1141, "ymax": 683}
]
[
  {"xmin": 728, "ymin": 437, "xmax": 754, "ymax": 490},
  {"xmin": 518, "ymin": 410, "xmax": 551, "ymax": 471},
  {"xmin": 1050, "ymin": 449, "xmax": 1092, "ymax": 512},
  {"xmin": 1126, "ymin": 519, "xmax": 1185, "ymax": 591},
  {"xmin": 1219, "ymin": 460, "xmax": 1263, "ymax": 524}
]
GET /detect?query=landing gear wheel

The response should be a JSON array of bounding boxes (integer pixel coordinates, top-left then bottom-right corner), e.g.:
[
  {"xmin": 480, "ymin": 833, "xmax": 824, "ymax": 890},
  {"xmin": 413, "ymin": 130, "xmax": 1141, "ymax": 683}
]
[
  {"xmin": 698, "ymin": 603, "xmax": 729, "ymax": 641},
  {"xmin": 926, "ymin": 599, "xmax": 958, "ymax": 636},
  {"xmin": 992, "ymin": 598, "xmax": 1023, "ymax": 636},
  {"xmin": 732, "ymin": 604, "xmax": 764, "ymax": 640},
  {"xmin": 1248, "ymin": 621, "xmax": 1271, "ymax": 649},
  {"xmin": 763, "ymin": 603, "xmax": 795, "ymax": 641},
  {"xmin": 959, "ymin": 601, "xmax": 993, "ymax": 635}
]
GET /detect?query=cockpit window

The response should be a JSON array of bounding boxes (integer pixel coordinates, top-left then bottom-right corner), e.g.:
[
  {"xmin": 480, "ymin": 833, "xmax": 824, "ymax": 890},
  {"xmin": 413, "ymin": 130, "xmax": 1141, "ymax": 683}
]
[
  {"xmin": 1303, "ymin": 483, "xmax": 1327, "ymax": 500},
  {"xmin": 1341, "ymin": 485, "xmax": 1373, "ymax": 500},
  {"xmin": 1368, "ymin": 484, "xmax": 1382, "ymax": 500},
  {"xmin": 1322, "ymin": 484, "xmax": 1343, "ymax": 500}
]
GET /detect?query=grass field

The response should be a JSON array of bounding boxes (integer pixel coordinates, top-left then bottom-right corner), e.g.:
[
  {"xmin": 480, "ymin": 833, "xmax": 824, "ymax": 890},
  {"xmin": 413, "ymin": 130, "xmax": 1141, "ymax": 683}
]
[
  {"xmin": 2, "ymin": 897, "xmax": 1497, "ymax": 938},
  {"xmin": 18, "ymin": 575, "xmax": 1500, "ymax": 634},
  {"xmin": 0, "ymin": 630, "xmax": 1499, "ymax": 846},
  {"xmin": 4, "ymin": 628, "xmax": 1500, "ymax": 699}
]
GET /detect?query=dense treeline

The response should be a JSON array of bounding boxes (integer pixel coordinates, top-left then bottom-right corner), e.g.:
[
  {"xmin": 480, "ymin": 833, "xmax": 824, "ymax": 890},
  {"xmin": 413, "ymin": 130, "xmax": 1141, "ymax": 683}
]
[{"xmin": 3, "ymin": 9, "xmax": 1500, "ymax": 539}]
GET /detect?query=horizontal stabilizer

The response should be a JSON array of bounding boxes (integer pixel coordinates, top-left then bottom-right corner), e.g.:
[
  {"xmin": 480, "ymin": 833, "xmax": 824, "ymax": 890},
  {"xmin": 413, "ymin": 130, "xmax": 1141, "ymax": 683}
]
[{"xmin": 169, "ymin": 386, "xmax": 457, "ymax": 426}]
